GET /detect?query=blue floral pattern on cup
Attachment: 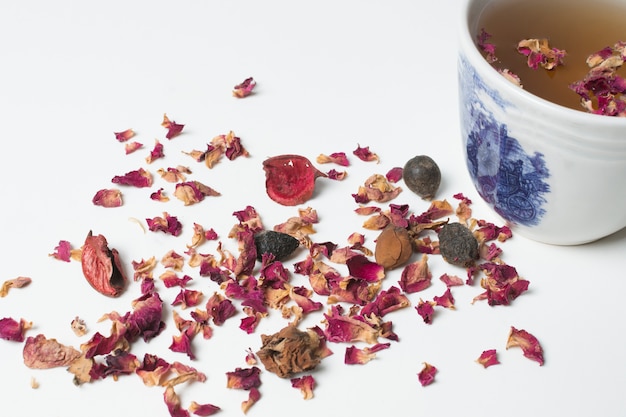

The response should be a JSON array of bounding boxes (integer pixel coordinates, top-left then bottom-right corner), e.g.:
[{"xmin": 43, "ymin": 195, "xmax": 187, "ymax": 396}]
[{"xmin": 459, "ymin": 55, "xmax": 550, "ymax": 226}]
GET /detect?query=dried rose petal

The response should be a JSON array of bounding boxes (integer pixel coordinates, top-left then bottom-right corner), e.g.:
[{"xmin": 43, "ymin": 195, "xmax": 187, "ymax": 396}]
[
  {"xmin": 477, "ymin": 28, "xmax": 497, "ymax": 63},
  {"xmin": 263, "ymin": 154, "xmax": 326, "ymax": 206},
  {"xmin": 346, "ymin": 254, "xmax": 385, "ymax": 282},
  {"xmin": 344, "ymin": 343, "xmax": 390, "ymax": 365},
  {"xmin": 146, "ymin": 139, "xmax": 165, "ymax": 163},
  {"xmin": 241, "ymin": 387, "xmax": 261, "ymax": 414},
  {"xmin": 81, "ymin": 231, "xmax": 128, "ymax": 297},
  {"xmin": 71, "ymin": 317, "xmax": 87, "ymax": 336},
  {"xmin": 415, "ymin": 299, "xmax": 435, "ymax": 324},
  {"xmin": 23, "ymin": 334, "xmax": 81, "ymax": 368},
  {"xmin": 0, "ymin": 317, "xmax": 32, "ymax": 342},
  {"xmin": 316, "ymin": 152, "xmax": 350, "ymax": 166},
  {"xmin": 352, "ymin": 174, "xmax": 402, "ymax": 204},
  {"xmin": 233, "ymin": 77, "xmax": 256, "ymax": 98},
  {"xmin": 517, "ymin": 38, "xmax": 566, "ymax": 70},
  {"xmin": 291, "ymin": 375, "xmax": 316, "ymax": 399},
  {"xmin": 150, "ymin": 188, "xmax": 170, "ymax": 202},
  {"xmin": 146, "ymin": 212, "xmax": 183, "ymax": 236},
  {"xmin": 112, "ymin": 167, "xmax": 153, "ymax": 188},
  {"xmin": 114, "ymin": 128, "xmax": 135, "ymax": 142},
  {"xmin": 49, "ymin": 240, "xmax": 73, "ymax": 262},
  {"xmin": 476, "ymin": 349, "xmax": 500, "ymax": 368},
  {"xmin": 124, "ymin": 141, "xmax": 143, "ymax": 154},
  {"xmin": 433, "ymin": 288, "xmax": 455, "ymax": 309},
  {"xmin": 353, "ymin": 144, "xmax": 379, "ymax": 162},
  {"xmin": 418, "ymin": 362, "xmax": 437, "ymax": 386},
  {"xmin": 174, "ymin": 181, "xmax": 220, "ymax": 206},
  {"xmin": 92, "ymin": 188, "xmax": 123, "ymax": 208},
  {"xmin": 0, "ymin": 276, "xmax": 31, "ymax": 297},
  {"xmin": 162, "ymin": 113, "xmax": 184, "ymax": 139},
  {"xmin": 385, "ymin": 166, "xmax": 403, "ymax": 183},
  {"xmin": 163, "ymin": 386, "xmax": 189, "ymax": 417},
  {"xmin": 506, "ymin": 327, "xmax": 544, "ymax": 365},
  {"xmin": 398, "ymin": 254, "xmax": 432, "ymax": 293},
  {"xmin": 226, "ymin": 366, "xmax": 262, "ymax": 390},
  {"xmin": 189, "ymin": 401, "xmax": 220, "ymax": 416}
]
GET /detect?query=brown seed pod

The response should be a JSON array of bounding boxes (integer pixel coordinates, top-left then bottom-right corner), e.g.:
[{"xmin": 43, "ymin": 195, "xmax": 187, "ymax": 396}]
[
  {"xmin": 374, "ymin": 226, "xmax": 413, "ymax": 270},
  {"xmin": 81, "ymin": 231, "xmax": 127, "ymax": 297},
  {"xmin": 438, "ymin": 222, "xmax": 479, "ymax": 267}
]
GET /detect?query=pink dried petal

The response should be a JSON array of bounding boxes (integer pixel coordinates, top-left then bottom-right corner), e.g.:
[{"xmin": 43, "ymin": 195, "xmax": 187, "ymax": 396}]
[
  {"xmin": 136, "ymin": 353, "xmax": 172, "ymax": 386},
  {"xmin": 345, "ymin": 254, "xmax": 385, "ymax": 282},
  {"xmin": 132, "ymin": 257, "xmax": 157, "ymax": 281},
  {"xmin": 81, "ymin": 231, "xmax": 127, "ymax": 297},
  {"xmin": 124, "ymin": 141, "xmax": 143, "ymax": 154},
  {"xmin": 146, "ymin": 212, "xmax": 183, "ymax": 236},
  {"xmin": 0, "ymin": 317, "xmax": 32, "ymax": 342},
  {"xmin": 114, "ymin": 128, "xmax": 135, "ymax": 142},
  {"xmin": 169, "ymin": 329, "xmax": 196, "ymax": 360},
  {"xmin": 0, "ymin": 276, "xmax": 32, "ymax": 297},
  {"xmin": 291, "ymin": 375, "xmax": 316, "ymax": 399},
  {"xmin": 23, "ymin": 334, "xmax": 81, "ymax": 368},
  {"xmin": 111, "ymin": 167, "xmax": 153, "ymax": 188},
  {"xmin": 360, "ymin": 286, "xmax": 410, "ymax": 317},
  {"xmin": 415, "ymin": 299, "xmax": 435, "ymax": 324},
  {"xmin": 92, "ymin": 188, "xmax": 123, "ymax": 208},
  {"xmin": 146, "ymin": 139, "xmax": 165, "ymax": 164},
  {"xmin": 476, "ymin": 349, "xmax": 500, "ymax": 368},
  {"xmin": 418, "ymin": 362, "xmax": 437, "ymax": 386},
  {"xmin": 226, "ymin": 366, "xmax": 262, "ymax": 390},
  {"xmin": 439, "ymin": 273, "xmax": 464, "ymax": 287},
  {"xmin": 232, "ymin": 77, "xmax": 256, "ymax": 98},
  {"xmin": 506, "ymin": 327, "xmax": 544, "ymax": 365},
  {"xmin": 174, "ymin": 181, "xmax": 221, "ymax": 206},
  {"xmin": 163, "ymin": 386, "xmax": 189, "ymax": 417},
  {"xmin": 344, "ymin": 343, "xmax": 390, "ymax": 365},
  {"xmin": 398, "ymin": 254, "xmax": 432, "ymax": 293},
  {"xmin": 326, "ymin": 168, "xmax": 347, "ymax": 180},
  {"xmin": 172, "ymin": 289, "xmax": 203, "ymax": 309},
  {"xmin": 385, "ymin": 167, "xmax": 403, "ymax": 183},
  {"xmin": 189, "ymin": 401, "xmax": 220, "ymax": 416},
  {"xmin": 353, "ymin": 144, "xmax": 379, "ymax": 162},
  {"xmin": 241, "ymin": 387, "xmax": 261, "ymax": 414},
  {"xmin": 150, "ymin": 188, "xmax": 170, "ymax": 202},
  {"xmin": 162, "ymin": 113, "xmax": 184, "ymax": 139},
  {"xmin": 316, "ymin": 152, "xmax": 350, "ymax": 166},
  {"xmin": 477, "ymin": 28, "xmax": 497, "ymax": 63},
  {"xmin": 49, "ymin": 240, "xmax": 73, "ymax": 262},
  {"xmin": 433, "ymin": 288, "xmax": 455, "ymax": 309},
  {"xmin": 206, "ymin": 292, "xmax": 237, "ymax": 325}
]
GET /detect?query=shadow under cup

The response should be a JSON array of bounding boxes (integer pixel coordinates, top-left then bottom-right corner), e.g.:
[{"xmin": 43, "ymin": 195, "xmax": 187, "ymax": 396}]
[{"xmin": 457, "ymin": 0, "xmax": 626, "ymax": 245}]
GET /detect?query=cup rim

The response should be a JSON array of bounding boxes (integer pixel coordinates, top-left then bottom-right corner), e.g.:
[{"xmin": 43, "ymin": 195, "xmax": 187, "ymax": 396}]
[{"xmin": 459, "ymin": 0, "xmax": 626, "ymax": 128}]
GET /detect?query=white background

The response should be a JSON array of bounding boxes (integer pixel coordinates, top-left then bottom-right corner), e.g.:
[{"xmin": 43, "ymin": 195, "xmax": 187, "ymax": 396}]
[{"xmin": 1, "ymin": 1, "xmax": 625, "ymax": 416}]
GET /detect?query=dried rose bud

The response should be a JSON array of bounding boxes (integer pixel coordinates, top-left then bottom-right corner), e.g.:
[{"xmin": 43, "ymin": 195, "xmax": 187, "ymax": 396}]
[
  {"xmin": 263, "ymin": 154, "xmax": 326, "ymax": 206},
  {"xmin": 437, "ymin": 222, "xmax": 479, "ymax": 267},
  {"xmin": 80, "ymin": 231, "xmax": 128, "ymax": 297},
  {"xmin": 374, "ymin": 226, "xmax": 413, "ymax": 270}
]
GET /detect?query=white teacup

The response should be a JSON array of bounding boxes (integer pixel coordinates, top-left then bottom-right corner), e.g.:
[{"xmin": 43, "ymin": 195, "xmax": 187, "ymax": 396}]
[{"xmin": 458, "ymin": 0, "xmax": 626, "ymax": 245}]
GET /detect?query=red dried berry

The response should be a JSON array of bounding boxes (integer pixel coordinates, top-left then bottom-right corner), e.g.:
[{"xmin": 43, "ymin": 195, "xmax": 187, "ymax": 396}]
[
  {"xmin": 262, "ymin": 155, "xmax": 326, "ymax": 206},
  {"xmin": 81, "ymin": 231, "xmax": 128, "ymax": 297}
]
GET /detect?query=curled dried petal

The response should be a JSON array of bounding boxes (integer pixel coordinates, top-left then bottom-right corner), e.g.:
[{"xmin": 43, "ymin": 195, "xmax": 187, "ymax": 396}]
[
  {"xmin": 476, "ymin": 349, "xmax": 500, "ymax": 368},
  {"xmin": 23, "ymin": 334, "xmax": 81, "ymax": 368},
  {"xmin": 92, "ymin": 188, "xmax": 123, "ymax": 208},
  {"xmin": 506, "ymin": 327, "xmax": 544, "ymax": 365},
  {"xmin": 418, "ymin": 362, "xmax": 437, "ymax": 386}
]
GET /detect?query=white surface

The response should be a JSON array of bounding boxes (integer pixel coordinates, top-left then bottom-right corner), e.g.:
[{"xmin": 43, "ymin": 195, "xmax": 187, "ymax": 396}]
[{"xmin": 1, "ymin": 1, "xmax": 625, "ymax": 416}]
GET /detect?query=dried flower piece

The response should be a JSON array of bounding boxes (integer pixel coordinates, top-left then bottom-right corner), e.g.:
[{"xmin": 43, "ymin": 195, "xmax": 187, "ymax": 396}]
[
  {"xmin": 0, "ymin": 317, "xmax": 32, "ymax": 342},
  {"xmin": 146, "ymin": 212, "xmax": 183, "ymax": 236},
  {"xmin": 353, "ymin": 144, "xmax": 379, "ymax": 163},
  {"xmin": 418, "ymin": 362, "xmax": 437, "ymax": 386},
  {"xmin": 157, "ymin": 166, "xmax": 191, "ymax": 183},
  {"xmin": 476, "ymin": 349, "xmax": 500, "ymax": 368},
  {"xmin": 403, "ymin": 155, "xmax": 441, "ymax": 200},
  {"xmin": 145, "ymin": 139, "xmax": 165, "ymax": 163},
  {"xmin": 263, "ymin": 154, "xmax": 327, "ymax": 206},
  {"xmin": 92, "ymin": 188, "xmax": 123, "ymax": 208},
  {"xmin": 398, "ymin": 254, "xmax": 432, "ymax": 294},
  {"xmin": 438, "ymin": 222, "xmax": 479, "ymax": 267},
  {"xmin": 150, "ymin": 188, "xmax": 170, "ymax": 202},
  {"xmin": 124, "ymin": 141, "xmax": 143, "ymax": 154},
  {"xmin": 71, "ymin": 317, "xmax": 87, "ymax": 337},
  {"xmin": 112, "ymin": 167, "xmax": 153, "ymax": 188},
  {"xmin": 506, "ymin": 326, "xmax": 544, "ymax": 365},
  {"xmin": 0, "ymin": 276, "xmax": 31, "ymax": 297},
  {"xmin": 291, "ymin": 375, "xmax": 316, "ymax": 399},
  {"xmin": 385, "ymin": 167, "xmax": 403, "ymax": 183},
  {"xmin": 114, "ymin": 128, "xmax": 135, "ymax": 142},
  {"xmin": 189, "ymin": 401, "xmax": 220, "ymax": 416},
  {"xmin": 241, "ymin": 387, "xmax": 261, "ymax": 414},
  {"xmin": 517, "ymin": 38, "xmax": 566, "ymax": 70},
  {"xmin": 344, "ymin": 343, "xmax": 390, "ymax": 365},
  {"xmin": 352, "ymin": 174, "xmax": 402, "ymax": 204},
  {"xmin": 174, "ymin": 181, "xmax": 221, "ymax": 205},
  {"xmin": 81, "ymin": 231, "xmax": 128, "ymax": 297},
  {"xmin": 477, "ymin": 28, "xmax": 498, "ymax": 63},
  {"xmin": 316, "ymin": 152, "xmax": 350, "ymax": 166},
  {"xmin": 49, "ymin": 240, "xmax": 73, "ymax": 262},
  {"xmin": 254, "ymin": 230, "xmax": 300, "ymax": 261},
  {"xmin": 415, "ymin": 299, "xmax": 435, "ymax": 324},
  {"xmin": 162, "ymin": 113, "xmax": 184, "ymax": 139},
  {"xmin": 23, "ymin": 334, "xmax": 81, "ymax": 369},
  {"xmin": 374, "ymin": 226, "xmax": 413, "ymax": 270},
  {"xmin": 233, "ymin": 77, "xmax": 256, "ymax": 98},
  {"xmin": 257, "ymin": 325, "xmax": 331, "ymax": 378}
]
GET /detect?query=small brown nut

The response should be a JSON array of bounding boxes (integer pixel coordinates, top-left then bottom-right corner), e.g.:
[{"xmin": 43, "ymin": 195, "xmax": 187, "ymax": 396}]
[{"xmin": 374, "ymin": 226, "xmax": 413, "ymax": 270}]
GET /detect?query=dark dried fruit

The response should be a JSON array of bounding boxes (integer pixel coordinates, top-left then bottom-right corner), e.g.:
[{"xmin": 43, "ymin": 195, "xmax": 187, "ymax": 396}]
[
  {"xmin": 438, "ymin": 223, "xmax": 479, "ymax": 267},
  {"xmin": 81, "ymin": 231, "xmax": 128, "ymax": 297},
  {"xmin": 403, "ymin": 155, "xmax": 441, "ymax": 200},
  {"xmin": 254, "ymin": 230, "xmax": 300, "ymax": 261},
  {"xmin": 263, "ymin": 155, "xmax": 326, "ymax": 206},
  {"xmin": 374, "ymin": 226, "xmax": 413, "ymax": 270}
]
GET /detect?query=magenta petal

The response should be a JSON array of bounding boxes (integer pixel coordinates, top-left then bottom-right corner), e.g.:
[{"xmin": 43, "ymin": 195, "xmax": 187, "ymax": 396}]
[{"xmin": 346, "ymin": 254, "xmax": 385, "ymax": 282}]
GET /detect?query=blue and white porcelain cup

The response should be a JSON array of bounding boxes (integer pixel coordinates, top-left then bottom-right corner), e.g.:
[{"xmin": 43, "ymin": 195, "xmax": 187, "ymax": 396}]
[{"xmin": 458, "ymin": 0, "xmax": 626, "ymax": 245}]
